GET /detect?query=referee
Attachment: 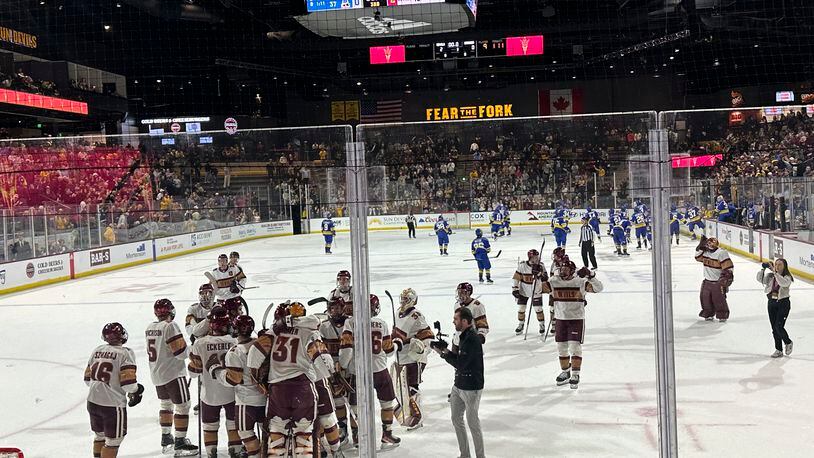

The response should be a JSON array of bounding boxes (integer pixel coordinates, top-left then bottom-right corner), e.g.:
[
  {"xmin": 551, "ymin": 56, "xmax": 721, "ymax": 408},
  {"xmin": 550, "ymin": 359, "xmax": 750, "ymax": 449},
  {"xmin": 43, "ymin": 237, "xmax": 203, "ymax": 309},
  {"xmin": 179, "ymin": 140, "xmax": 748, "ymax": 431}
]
[
  {"xmin": 579, "ymin": 216, "xmax": 598, "ymax": 270},
  {"xmin": 406, "ymin": 211, "xmax": 417, "ymax": 238}
]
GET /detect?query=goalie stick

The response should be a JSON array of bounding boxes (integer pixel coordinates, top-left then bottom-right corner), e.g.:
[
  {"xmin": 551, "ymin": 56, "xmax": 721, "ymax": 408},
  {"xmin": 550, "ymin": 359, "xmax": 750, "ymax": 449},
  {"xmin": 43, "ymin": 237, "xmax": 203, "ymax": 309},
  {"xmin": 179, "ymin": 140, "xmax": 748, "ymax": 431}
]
[{"xmin": 463, "ymin": 249, "xmax": 501, "ymax": 261}]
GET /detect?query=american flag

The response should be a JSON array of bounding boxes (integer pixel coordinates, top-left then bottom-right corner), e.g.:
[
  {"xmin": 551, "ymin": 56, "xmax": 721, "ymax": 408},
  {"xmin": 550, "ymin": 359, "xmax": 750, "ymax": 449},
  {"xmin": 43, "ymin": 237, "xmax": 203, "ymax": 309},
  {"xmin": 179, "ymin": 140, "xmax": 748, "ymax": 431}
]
[{"xmin": 360, "ymin": 99, "xmax": 403, "ymax": 123}]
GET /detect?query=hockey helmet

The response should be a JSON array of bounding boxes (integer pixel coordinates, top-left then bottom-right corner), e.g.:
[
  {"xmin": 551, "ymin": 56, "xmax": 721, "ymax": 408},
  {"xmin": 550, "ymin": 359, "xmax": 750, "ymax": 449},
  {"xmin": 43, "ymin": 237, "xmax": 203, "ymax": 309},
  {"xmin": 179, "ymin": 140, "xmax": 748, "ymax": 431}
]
[
  {"xmin": 217, "ymin": 254, "xmax": 228, "ymax": 269},
  {"xmin": 400, "ymin": 288, "xmax": 418, "ymax": 309},
  {"xmin": 336, "ymin": 270, "xmax": 351, "ymax": 292},
  {"xmin": 559, "ymin": 261, "xmax": 577, "ymax": 280},
  {"xmin": 327, "ymin": 297, "xmax": 346, "ymax": 319},
  {"xmin": 552, "ymin": 247, "xmax": 566, "ymax": 262},
  {"xmin": 456, "ymin": 282, "xmax": 473, "ymax": 302},
  {"xmin": 154, "ymin": 298, "xmax": 175, "ymax": 320},
  {"xmin": 528, "ymin": 249, "xmax": 540, "ymax": 263},
  {"xmin": 370, "ymin": 294, "xmax": 380, "ymax": 317},
  {"xmin": 102, "ymin": 322, "xmax": 128, "ymax": 345},
  {"xmin": 707, "ymin": 237, "xmax": 720, "ymax": 250},
  {"xmin": 223, "ymin": 297, "xmax": 243, "ymax": 318},
  {"xmin": 229, "ymin": 251, "xmax": 240, "ymax": 264},
  {"xmin": 475, "ymin": 228, "xmax": 483, "ymax": 237},
  {"xmin": 438, "ymin": 215, "xmax": 444, "ymax": 221},
  {"xmin": 324, "ymin": 211, "xmax": 332, "ymax": 219},
  {"xmin": 208, "ymin": 306, "xmax": 231, "ymax": 335},
  {"xmin": 232, "ymin": 315, "xmax": 255, "ymax": 338},
  {"xmin": 198, "ymin": 283, "xmax": 215, "ymax": 308}
]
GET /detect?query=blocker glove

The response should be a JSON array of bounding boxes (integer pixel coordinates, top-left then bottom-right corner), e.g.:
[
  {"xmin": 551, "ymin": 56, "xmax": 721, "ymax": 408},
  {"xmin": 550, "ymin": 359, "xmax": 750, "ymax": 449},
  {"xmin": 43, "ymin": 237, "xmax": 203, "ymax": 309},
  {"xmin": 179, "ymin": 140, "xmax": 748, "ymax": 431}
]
[
  {"xmin": 511, "ymin": 289, "xmax": 521, "ymax": 299},
  {"xmin": 695, "ymin": 235, "xmax": 709, "ymax": 252},
  {"xmin": 577, "ymin": 267, "xmax": 595, "ymax": 279}
]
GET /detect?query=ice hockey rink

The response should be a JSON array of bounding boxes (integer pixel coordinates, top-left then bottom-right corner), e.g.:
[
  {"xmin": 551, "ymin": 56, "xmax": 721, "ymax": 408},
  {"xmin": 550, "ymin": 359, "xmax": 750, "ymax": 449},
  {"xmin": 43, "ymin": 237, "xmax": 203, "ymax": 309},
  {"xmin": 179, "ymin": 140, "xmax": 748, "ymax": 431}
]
[{"xmin": 1, "ymin": 226, "xmax": 813, "ymax": 457}]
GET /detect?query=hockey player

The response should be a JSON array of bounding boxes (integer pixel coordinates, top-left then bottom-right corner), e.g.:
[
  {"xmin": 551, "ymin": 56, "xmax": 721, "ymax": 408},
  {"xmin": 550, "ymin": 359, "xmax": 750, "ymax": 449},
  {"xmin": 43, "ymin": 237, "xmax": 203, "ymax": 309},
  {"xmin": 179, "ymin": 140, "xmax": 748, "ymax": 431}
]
[
  {"xmin": 715, "ymin": 195, "xmax": 732, "ymax": 222},
  {"xmin": 188, "ymin": 306, "xmax": 241, "ymax": 458},
  {"xmin": 632, "ymin": 209, "xmax": 649, "ymax": 250},
  {"xmin": 248, "ymin": 302, "xmax": 334, "ymax": 457},
  {"xmin": 434, "ymin": 215, "xmax": 452, "ymax": 256},
  {"xmin": 634, "ymin": 199, "xmax": 649, "ymax": 216},
  {"xmin": 319, "ymin": 297, "xmax": 351, "ymax": 446},
  {"xmin": 391, "ymin": 288, "xmax": 435, "ymax": 429},
  {"xmin": 210, "ymin": 254, "xmax": 247, "ymax": 302},
  {"xmin": 606, "ymin": 208, "xmax": 615, "ymax": 236},
  {"xmin": 339, "ymin": 294, "xmax": 401, "ymax": 449},
  {"xmin": 322, "ymin": 212, "xmax": 337, "ymax": 254},
  {"xmin": 513, "ymin": 249, "xmax": 546, "ymax": 335},
  {"xmin": 585, "ymin": 206, "xmax": 601, "ymax": 239},
  {"xmin": 501, "ymin": 205, "xmax": 512, "ymax": 236},
  {"xmin": 745, "ymin": 202, "xmax": 757, "ymax": 228},
  {"xmin": 685, "ymin": 203, "xmax": 705, "ymax": 239},
  {"xmin": 454, "ymin": 282, "xmax": 489, "ymax": 343},
  {"xmin": 85, "ymin": 322, "xmax": 144, "ymax": 458},
  {"xmin": 471, "ymin": 229, "xmax": 493, "ymax": 284},
  {"xmin": 208, "ymin": 315, "xmax": 266, "ymax": 458},
  {"xmin": 669, "ymin": 205, "xmax": 684, "ymax": 245},
  {"xmin": 547, "ymin": 247, "xmax": 569, "ymax": 336},
  {"xmin": 610, "ymin": 209, "xmax": 630, "ymax": 256},
  {"xmin": 694, "ymin": 236, "xmax": 734, "ymax": 322},
  {"xmin": 330, "ymin": 270, "xmax": 353, "ymax": 315},
  {"xmin": 541, "ymin": 261, "xmax": 603, "ymax": 389},
  {"xmin": 551, "ymin": 209, "xmax": 570, "ymax": 248},
  {"xmin": 187, "ymin": 284, "xmax": 216, "ymax": 342},
  {"xmin": 406, "ymin": 212, "xmax": 417, "ymax": 239},
  {"xmin": 228, "ymin": 251, "xmax": 240, "ymax": 267},
  {"xmin": 145, "ymin": 299, "xmax": 198, "ymax": 456},
  {"xmin": 489, "ymin": 208, "xmax": 504, "ymax": 240}
]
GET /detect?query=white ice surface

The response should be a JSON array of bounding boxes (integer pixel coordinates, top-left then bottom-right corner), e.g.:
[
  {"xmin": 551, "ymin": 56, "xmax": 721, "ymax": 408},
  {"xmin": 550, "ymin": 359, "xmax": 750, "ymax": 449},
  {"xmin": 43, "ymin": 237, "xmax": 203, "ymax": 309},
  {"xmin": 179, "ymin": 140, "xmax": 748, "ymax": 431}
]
[{"xmin": 1, "ymin": 227, "xmax": 813, "ymax": 457}]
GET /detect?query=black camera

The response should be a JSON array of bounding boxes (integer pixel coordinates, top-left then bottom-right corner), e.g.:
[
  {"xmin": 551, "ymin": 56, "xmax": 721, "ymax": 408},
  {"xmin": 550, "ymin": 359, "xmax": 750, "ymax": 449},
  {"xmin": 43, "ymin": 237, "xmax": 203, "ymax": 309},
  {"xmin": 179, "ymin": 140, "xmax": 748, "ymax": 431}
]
[
  {"xmin": 429, "ymin": 320, "xmax": 449, "ymax": 351},
  {"xmin": 761, "ymin": 262, "xmax": 771, "ymax": 269}
]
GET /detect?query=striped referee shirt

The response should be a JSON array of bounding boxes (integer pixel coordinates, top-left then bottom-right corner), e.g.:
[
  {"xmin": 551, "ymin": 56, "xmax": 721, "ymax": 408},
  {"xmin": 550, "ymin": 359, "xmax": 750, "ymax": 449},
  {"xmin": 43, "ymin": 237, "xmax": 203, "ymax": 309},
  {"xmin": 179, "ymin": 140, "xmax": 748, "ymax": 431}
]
[{"xmin": 579, "ymin": 224, "xmax": 595, "ymax": 244}]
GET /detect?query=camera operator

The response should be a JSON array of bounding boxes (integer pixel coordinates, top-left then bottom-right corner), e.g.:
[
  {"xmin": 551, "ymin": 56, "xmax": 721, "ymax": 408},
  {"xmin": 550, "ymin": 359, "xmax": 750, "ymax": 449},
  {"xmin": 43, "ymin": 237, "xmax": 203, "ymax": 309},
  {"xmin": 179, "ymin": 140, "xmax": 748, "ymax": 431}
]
[{"xmin": 431, "ymin": 307, "xmax": 485, "ymax": 458}]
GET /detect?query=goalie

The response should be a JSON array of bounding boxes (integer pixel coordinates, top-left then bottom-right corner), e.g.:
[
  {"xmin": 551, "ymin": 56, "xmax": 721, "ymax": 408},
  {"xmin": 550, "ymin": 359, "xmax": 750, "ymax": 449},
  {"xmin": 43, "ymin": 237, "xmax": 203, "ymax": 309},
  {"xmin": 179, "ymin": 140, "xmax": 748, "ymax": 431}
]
[{"xmin": 694, "ymin": 236, "xmax": 734, "ymax": 322}]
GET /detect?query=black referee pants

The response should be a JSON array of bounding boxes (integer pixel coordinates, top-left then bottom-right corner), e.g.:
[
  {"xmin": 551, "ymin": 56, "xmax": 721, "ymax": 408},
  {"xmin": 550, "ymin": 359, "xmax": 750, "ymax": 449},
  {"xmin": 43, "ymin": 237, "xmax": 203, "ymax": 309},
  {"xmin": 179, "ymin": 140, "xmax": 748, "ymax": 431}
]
[
  {"xmin": 581, "ymin": 242, "xmax": 597, "ymax": 269},
  {"xmin": 407, "ymin": 222, "xmax": 416, "ymax": 238}
]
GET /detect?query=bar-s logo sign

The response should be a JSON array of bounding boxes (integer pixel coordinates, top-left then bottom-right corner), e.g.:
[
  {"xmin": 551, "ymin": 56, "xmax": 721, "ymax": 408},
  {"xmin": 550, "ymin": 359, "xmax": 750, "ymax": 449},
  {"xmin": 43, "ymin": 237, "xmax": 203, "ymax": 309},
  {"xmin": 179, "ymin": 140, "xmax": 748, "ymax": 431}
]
[{"xmin": 90, "ymin": 248, "xmax": 111, "ymax": 267}]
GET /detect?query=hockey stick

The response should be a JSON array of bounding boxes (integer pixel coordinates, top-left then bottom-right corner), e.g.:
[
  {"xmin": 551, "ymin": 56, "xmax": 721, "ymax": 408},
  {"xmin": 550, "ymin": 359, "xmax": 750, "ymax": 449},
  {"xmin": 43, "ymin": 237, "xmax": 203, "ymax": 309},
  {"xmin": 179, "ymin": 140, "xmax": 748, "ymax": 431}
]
[
  {"xmin": 463, "ymin": 249, "xmax": 502, "ymax": 261},
  {"xmin": 524, "ymin": 239, "xmax": 546, "ymax": 341},
  {"xmin": 307, "ymin": 296, "xmax": 329, "ymax": 306},
  {"xmin": 384, "ymin": 290, "xmax": 408, "ymax": 426},
  {"xmin": 197, "ymin": 378, "xmax": 202, "ymax": 457},
  {"xmin": 261, "ymin": 302, "xmax": 275, "ymax": 330},
  {"xmin": 543, "ymin": 315, "xmax": 554, "ymax": 343}
]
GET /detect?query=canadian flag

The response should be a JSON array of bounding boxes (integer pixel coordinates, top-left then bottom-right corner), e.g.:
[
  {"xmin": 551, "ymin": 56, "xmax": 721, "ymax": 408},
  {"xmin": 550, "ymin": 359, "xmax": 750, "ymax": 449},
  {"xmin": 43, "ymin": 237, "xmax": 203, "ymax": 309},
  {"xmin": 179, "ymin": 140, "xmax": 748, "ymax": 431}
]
[{"xmin": 538, "ymin": 88, "xmax": 583, "ymax": 116}]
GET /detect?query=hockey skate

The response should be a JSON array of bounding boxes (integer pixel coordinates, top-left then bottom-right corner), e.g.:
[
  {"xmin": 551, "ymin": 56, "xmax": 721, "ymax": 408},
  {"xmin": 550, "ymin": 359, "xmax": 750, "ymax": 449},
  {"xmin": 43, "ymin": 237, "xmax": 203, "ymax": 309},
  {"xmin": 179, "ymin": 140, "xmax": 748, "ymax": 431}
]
[
  {"xmin": 486, "ymin": 278, "xmax": 493, "ymax": 284},
  {"xmin": 569, "ymin": 374, "xmax": 580, "ymax": 390},
  {"xmin": 515, "ymin": 323, "xmax": 524, "ymax": 335},
  {"xmin": 380, "ymin": 428, "xmax": 401, "ymax": 450},
  {"xmin": 161, "ymin": 433, "xmax": 174, "ymax": 453},
  {"xmin": 556, "ymin": 370, "xmax": 571, "ymax": 386},
  {"xmin": 173, "ymin": 437, "xmax": 198, "ymax": 457},
  {"xmin": 538, "ymin": 324, "xmax": 546, "ymax": 335}
]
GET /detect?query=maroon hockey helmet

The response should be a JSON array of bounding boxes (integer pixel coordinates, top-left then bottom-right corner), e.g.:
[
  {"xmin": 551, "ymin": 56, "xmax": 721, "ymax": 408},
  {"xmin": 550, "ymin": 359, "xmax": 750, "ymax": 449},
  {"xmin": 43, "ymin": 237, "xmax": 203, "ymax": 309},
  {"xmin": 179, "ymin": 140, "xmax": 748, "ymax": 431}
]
[
  {"xmin": 232, "ymin": 315, "xmax": 255, "ymax": 337},
  {"xmin": 102, "ymin": 322, "xmax": 128, "ymax": 345},
  {"xmin": 154, "ymin": 298, "xmax": 175, "ymax": 320},
  {"xmin": 559, "ymin": 261, "xmax": 577, "ymax": 280},
  {"xmin": 208, "ymin": 306, "xmax": 231, "ymax": 335},
  {"xmin": 327, "ymin": 297, "xmax": 346, "ymax": 319},
  {"xmin": 528, "ymin": 249, "xmax": 541, "ymax": 263},
  {"xmin": 456, "ymin": 282, "xmax": 474, "ymax": 302},
  {"xmin": 707, "ymin": 237, "xmax": 720, "ymax": 250},
  {"xmin": 370, "ymin": 294, "xmax": 380, "ymax": 316},
  {"xmin": 198, "ymin": 283, "xmax": 215, "ymax": 308},
  {"xmin": 223, "ymin": 297, "xmax": 243, "ymax": 318},
  {"xmin": 336, "ymin": 270, "xmax": 351, "ymax": 292},
  {"xmin": 552, "ymin": 247, "xmax": 566, "ymax": 262}
]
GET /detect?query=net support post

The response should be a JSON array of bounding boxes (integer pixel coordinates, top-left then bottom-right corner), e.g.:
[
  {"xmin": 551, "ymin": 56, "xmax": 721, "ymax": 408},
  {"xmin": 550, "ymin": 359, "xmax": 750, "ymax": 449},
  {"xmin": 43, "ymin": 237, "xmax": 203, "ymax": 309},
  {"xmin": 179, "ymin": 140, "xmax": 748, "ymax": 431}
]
[
  {"xmin": 649, "ymin": 125, "xmax": 679, "ymax": 458},
  {"xmin": 345, "ymin": 141, "xmax": 376, "ymax": 457}
]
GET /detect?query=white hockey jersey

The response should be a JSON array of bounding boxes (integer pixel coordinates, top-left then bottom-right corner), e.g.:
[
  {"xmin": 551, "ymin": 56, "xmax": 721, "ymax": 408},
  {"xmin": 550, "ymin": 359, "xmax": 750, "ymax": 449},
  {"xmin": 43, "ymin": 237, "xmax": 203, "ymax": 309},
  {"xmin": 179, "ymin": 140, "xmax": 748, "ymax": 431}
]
[
  {"xmin": 145, "ymin": 320, "xmax": 188, "ymax": 386},
  {"xmin": 455, "ymin": 298, "xmax": 489, "ymax": 340},
  {"xmin": 213, "ymin": 340, "xmax": 266, "ymax": 407},
  {"xmin": 329, "ymin": 287, "xmax": 353, "ymax": 312},
  {"xmin": 542, "ymin": 276, "xmax": 604, "ymax": 320},
  {"xmin": 185, "ymin": 302, "xmax": 210, "ymax": 339},
  {"xmin": 695, "ymin": 248, "xmax": 734, "ymax": 282},
  {"xmin": 513, "ymin": 261, "xmax": 545, "ymax": 299},
  {"xmin": 339, "ymin": 317, "xmax": 394, "ymax": 374},
  {"xmin": 189, "ymin": 334, "xmax": 237, "ymax": 406},
  {"xmin": 247, "ymin": 326, "xmax": 333, "ymax": 384},
  {"xmin": 210, "ymin": 265, "xmax": 247, "ymax": 301},
  {"xmin": 392, "ymin": 306, "xmax": 434, "ymax": 364},
  {"xmin": 84, "ymin": 344, "xmax": 139, "ymax": 408}
]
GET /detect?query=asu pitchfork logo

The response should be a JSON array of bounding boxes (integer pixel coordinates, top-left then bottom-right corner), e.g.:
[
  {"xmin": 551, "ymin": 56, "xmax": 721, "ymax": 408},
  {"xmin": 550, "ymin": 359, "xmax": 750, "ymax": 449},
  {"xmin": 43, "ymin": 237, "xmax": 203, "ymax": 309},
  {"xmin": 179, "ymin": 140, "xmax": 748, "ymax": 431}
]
[{"xmin": 521, "ymin": 36, "xmax": 530, "ymax": 55}]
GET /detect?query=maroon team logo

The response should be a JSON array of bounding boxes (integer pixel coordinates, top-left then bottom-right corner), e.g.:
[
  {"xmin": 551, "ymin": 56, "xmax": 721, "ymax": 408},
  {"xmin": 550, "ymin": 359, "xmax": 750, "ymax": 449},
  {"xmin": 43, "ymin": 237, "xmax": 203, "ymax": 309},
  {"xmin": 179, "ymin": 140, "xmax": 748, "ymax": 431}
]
[{"xmin": 26, "ymin": 262, "xmax": 35, "ymax": 278}]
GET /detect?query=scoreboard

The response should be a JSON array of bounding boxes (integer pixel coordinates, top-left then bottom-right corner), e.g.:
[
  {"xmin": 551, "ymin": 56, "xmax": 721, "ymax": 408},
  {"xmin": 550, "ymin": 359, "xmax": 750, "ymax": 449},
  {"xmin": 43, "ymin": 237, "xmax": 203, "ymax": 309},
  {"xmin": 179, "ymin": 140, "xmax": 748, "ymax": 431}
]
[
  {"xmin": 369, "ymin": 35, "xmax": 543, "ymax": 64},
  {"xmin": 306, "ymin": 0, "xmax": 446, "ymax": 13}
]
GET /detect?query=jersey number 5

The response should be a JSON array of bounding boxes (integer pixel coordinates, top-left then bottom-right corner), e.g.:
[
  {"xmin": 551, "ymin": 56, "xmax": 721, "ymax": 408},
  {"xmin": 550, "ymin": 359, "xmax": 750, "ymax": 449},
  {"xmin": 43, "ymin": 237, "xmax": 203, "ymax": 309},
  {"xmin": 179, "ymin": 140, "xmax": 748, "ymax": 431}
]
[
  {"xmin": 272, "ymin": 336, "xmax": 300, "ymax": 363},
  {"xmin": 147, "ymin": 339, "xmax": 157, "ymax": 362},
  {"xmin": 372, "ymin": 331, "xmax": 382, "ymax": 354}
]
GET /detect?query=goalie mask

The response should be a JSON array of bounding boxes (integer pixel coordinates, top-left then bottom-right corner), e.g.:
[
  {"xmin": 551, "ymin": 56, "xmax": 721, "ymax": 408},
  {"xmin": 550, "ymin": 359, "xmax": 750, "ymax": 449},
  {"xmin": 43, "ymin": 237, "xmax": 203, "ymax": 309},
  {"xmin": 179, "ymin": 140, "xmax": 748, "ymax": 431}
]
[
  {"xmin": 456, "ymin": 282, "xmax": 473, "ymax": 303},
  {"xmin": 336, "ymin": 270, "xmax": 351, "ymax": 293},
  {"xmin": 527, "ymin": 249, "xmax": 540, "ymax": 264},
  {"xmin": 198, "ymin": 284, "xmax": 215, "ymax": 309},
  {"xmin": 559, "ymin": 261, "xmax": 577, "ymax": 280},
  {"xmin": 400, "ymin": 288, "xmax": 418, "ymax": 310},
  {"xmin": 327, "ymin": 298, "xmax": 346, "ymax": 321},
  {"xmin": 707, "ymin": 237, "xmax": 719, "ymax": 250}
]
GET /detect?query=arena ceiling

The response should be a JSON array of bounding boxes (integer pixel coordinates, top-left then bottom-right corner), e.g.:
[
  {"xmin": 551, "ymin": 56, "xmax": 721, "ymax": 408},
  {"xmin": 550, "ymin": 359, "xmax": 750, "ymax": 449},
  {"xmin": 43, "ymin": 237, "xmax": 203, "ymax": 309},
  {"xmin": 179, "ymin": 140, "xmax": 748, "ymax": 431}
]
[{"xmin": 2, "ymin": 0, "xmax": 812, "ymax": 118}]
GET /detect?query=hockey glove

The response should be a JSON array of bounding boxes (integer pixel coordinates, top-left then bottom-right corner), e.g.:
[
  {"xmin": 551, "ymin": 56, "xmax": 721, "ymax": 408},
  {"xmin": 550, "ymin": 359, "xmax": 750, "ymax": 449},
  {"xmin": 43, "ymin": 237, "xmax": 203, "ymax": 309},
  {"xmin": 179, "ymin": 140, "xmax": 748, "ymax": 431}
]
[
  {"xmin": 540, "ymin": 270, "xmax": 549, "ymax": 282},
  {"xmin": 718, "ymin": 269, "xmax": 734, "ymax": 288},
  {"xmin": 393, "ymin": 339, "xmax": 404, "ymax": 352},
  {"xmin": 407, "ymin": 339, "xmax": 426, "ymax": 359},
  {"xmin": 229, "ymin": 282, "xmax": 241, "ymax": 294},
  {"xmin": 577, "ymin": 267, "xmax": 594, "ymax": 279},
  {"xmin": 511, "ymin": 289, "xmax": 521, "ymax": 299},
  {"xmin": 695, "ymin": 235, "xmax": 708, "ymax": 252},
  {"xmin": 205, "ymin": 353, "xmax": 222, "ymax": 373},
  {"xmin": 127, "ymin": 383, "xmax": 145, "ymax": 407}
]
